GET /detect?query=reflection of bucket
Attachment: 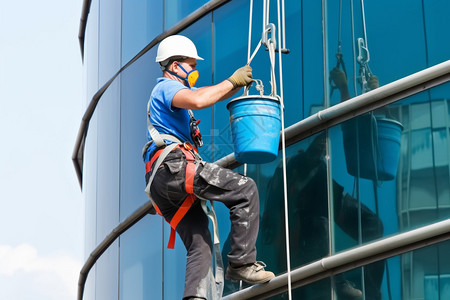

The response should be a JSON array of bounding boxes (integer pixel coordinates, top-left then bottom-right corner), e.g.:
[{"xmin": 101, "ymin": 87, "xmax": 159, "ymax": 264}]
[
  {"xmin": 342, "ymin": 114, "xmax": 403, "ymax": 181},
  {"xmin": 227, "ymin": 95, "xmax": 281, "ymax": 164}
]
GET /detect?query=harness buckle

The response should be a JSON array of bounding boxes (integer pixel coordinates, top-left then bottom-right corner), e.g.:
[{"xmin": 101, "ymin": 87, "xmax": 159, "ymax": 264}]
[{"xmin": 183, "ymin": 142, "xmax": 193, "ymax": 151}]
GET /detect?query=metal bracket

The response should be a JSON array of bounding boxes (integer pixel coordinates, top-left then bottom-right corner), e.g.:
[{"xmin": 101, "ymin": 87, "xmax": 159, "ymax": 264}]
[
  {"xmin": 357, "ymin": 37, "xmax": 370, "ymax": 66},
  {"xmin": 243, "ymin": 79, "xmax": 265, "ymax": 96},
  {"xmin": 262, "ymin": 23, "xmax": 276, "ymax": 49}
]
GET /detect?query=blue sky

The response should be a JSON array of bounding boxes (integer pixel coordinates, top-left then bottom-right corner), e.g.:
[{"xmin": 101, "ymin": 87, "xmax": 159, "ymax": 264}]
[{"xmin": 0, "ymin": 0, "xmax": 83, "ymax": 299}]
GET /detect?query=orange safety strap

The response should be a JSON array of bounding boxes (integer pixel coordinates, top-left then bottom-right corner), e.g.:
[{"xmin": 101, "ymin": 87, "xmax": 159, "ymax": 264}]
[
  {"xmin": 145, "ymin": 148, "xmax": 165, "ymax": 173},
  {"xmin": 146, "ymin": 143, "xmax": 197, "ymax": 249}
]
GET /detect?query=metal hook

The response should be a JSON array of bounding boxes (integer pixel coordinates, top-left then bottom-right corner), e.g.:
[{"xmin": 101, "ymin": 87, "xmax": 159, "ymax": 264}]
[
  {"xmin": 243, "ymin": 79, "xmax": 265, "ymax": 96},
  {"xmin": 357, "ymin": 37, "xmax": 370, "ymax": 65},
  {"xmin": 262, "ymin": 23, "xmax": 277, "ymax": 49}
]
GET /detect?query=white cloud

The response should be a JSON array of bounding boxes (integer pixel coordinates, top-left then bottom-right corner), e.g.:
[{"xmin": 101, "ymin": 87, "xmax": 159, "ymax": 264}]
[{"xmin": 0, "ymin": 244, "xmax": 82, "ymax": 300}]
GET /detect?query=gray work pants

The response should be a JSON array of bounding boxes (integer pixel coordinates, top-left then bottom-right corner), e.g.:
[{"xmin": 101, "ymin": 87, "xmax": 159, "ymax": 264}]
[{"xmin": 147, "ymin": 148, "xmax": 259, "ymax": 299}]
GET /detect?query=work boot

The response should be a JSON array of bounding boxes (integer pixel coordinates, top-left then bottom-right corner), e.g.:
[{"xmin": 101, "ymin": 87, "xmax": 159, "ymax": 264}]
[
  {"xmin": 225, "ymin": 261, "xmax": 275, "ymax": 284},
  {"xmin": 336, "ymin": 280, "xmax": 363, "ymax": 298}
]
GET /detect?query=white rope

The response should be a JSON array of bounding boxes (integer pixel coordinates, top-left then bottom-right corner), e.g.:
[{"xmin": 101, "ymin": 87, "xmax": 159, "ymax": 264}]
[
  {"xmin": 247, "ymin": 40, "xmax": 262, "ymax": 65},
  {"xmin": 246, "ymin": 0, "xmax": 262, "ymax": 66},
  {"xmin": 277, "ymin": 2, "xmax": 291, "ymax": 299},
  {"xmin": 281, "ymin": 0, "xmax": 286, "ymax": 50},
  {"xmin": 350, "ymin": 0, "xmax": 358, "ymax": 96},
  {"xmin": 268, "ymin": 42, "xmax": 277, "ymax": 96},
  {"xmin": 246, "ymin": 3, "xmax": 290, "ymax": 297},
  {"xmin": 264, "ymin": 0, "xmax": 269, "ymax": 32},
  {"xmin": 248, "ymin": 0, "xmax": 253, "ymax": 63},
  {"xmin": 360, "ymin": 0, "xmax": 368, "ymax": 51}
]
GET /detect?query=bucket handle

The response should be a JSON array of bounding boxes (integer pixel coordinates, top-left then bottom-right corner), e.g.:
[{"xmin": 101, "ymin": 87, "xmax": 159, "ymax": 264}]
[{"xmin": 243, "ymin": 79, "xmax": 265, "ymax": 96}]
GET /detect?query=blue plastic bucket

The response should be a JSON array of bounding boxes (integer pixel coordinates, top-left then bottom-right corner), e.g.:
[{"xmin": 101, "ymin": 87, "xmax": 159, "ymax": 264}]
[
  {"xmin": 227, "ymin": 95, "xmax": 281, "ymax": 164},
  {"xmin": 342, "ymin": 114, "xmax": 403, "ymax": 181}
]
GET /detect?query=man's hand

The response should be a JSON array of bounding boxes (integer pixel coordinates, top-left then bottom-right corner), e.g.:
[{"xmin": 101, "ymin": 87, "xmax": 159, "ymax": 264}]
[
  {"xmin": 227, "ymin": 65, "xmax": 253, "ymax": 88},
  {"xmin": 329, "ymin": 67, "xmax": 347, "ymax": 90},
  {"xmin": 368, "ymin": 75, "xmax": 379, "ymax": 90}
]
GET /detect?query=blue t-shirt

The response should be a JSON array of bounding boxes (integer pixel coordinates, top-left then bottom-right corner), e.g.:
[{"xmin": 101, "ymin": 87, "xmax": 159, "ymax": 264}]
[{"xmin": 144, "ymin": 78, "xmax": 195, "ymax": 162}]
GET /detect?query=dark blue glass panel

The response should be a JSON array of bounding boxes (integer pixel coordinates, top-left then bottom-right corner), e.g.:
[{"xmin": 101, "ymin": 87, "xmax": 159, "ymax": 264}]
[
  {"xmin": 328, "ymin": 83, "xmax": 450, "ymax": 300},
  {"xmin": 423, "ymin": 0, "xmax": 450, "ymax": 66},
  {"xmin": 326, "ymin": 0, "xmax": 450, "ymax": 108},
  {"xmin": 212, "ymin": 0, "xmax": 249, "ymax": 161},
  {"xmin": 164, "ymin": 0, "xmax": 209, "ymax": 30},
  {"xmin": 278, "ymin": 0, "xmax": 304, "ymax": 124},
  {"xmin": 300, "ymin": 0, "xmax": 325, "ymax": 114},
  {"xmin": 98, "ymin": 0, "xmax": 121, "ymax": 86},
  {"xmin": 122, "ymin": 0, "xmax": 163, "ymax": 66},
  {"xmin": 120, "ymin": 217, "xmax": 163, "ymax": 300},
  {"xmin": 249, "ymin": 134, "xmax": 330, "ymax": 298}
]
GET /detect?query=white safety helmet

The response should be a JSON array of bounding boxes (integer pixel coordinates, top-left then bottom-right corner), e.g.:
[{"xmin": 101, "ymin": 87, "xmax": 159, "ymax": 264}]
[{"xmin": 156, "ymin": 35, "xmax": 204, "ymax": 68}]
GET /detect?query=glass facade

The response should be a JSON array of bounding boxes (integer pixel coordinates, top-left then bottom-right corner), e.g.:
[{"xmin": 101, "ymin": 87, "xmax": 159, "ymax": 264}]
[{"xmin": 79, "ymin": 0, "xmax": 450, "ymax": 299}]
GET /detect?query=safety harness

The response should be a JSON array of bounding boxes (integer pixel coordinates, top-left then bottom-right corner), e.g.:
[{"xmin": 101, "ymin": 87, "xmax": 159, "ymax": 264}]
[
  {"xmin": 144, "ymin": 140, "xmax": 198, "ymax": 249},
  {"xmin": 143, "ymin": 99, "xmax": 202, "ymax": 248}
]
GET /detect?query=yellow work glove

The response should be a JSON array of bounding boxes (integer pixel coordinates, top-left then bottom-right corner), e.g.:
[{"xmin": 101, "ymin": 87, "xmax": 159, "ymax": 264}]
[{"xmin": 227, "ymin": 65, "xmax": 253, "ymax": 88}]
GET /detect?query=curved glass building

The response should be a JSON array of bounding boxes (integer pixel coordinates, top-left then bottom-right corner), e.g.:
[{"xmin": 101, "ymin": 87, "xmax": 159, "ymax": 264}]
[{"xmin": 74, "ymin": 0, "xmax": 450, "ymax": 299}]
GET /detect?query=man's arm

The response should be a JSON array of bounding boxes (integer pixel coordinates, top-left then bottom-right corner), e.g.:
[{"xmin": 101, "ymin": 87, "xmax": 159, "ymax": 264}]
[
  {"xmin": 330, "ymin": 67, "xmax": 351, "ymax": 102},
  {"xmin": 172, "ymin": 65, "xmax": 252, "ymax": 110}
]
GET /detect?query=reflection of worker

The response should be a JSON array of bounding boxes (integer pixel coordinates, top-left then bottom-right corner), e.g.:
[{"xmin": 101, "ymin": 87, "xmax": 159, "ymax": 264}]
[
  {"xmin": 330, "ymin": 66, "xmax": 379, "ymax": 102},
  {"xmin": 260, "ymin": 132, "xmax": 385, "ymax": 300},
  {"xmin": 256, "ymin": 69, "xmax": 384, "ymax": 300},
  {"xmin": 143, "ymin": 35, "xmax": 274, "ymax": 300}
]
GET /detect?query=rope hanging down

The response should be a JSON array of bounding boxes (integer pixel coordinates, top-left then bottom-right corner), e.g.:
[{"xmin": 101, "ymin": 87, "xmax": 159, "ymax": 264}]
[
  {"xmin": 246, "ymin": 0, "xmax": 292, "ymax": 299},
  {"xmin": 334, "ymin": 2, "xmax": 394, "ymax": 300}
]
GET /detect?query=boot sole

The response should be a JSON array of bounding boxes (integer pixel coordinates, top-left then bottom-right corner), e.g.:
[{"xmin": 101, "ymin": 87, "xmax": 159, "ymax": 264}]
[{"xmin": 225, "ymin": 273, "xmax": 274, "ymax": 284}]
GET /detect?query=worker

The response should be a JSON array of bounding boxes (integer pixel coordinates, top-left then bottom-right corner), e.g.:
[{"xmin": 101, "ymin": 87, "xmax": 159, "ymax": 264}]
[{"xmin": 143, "ymin": 35, "xmax": 274, "ymax": 300}]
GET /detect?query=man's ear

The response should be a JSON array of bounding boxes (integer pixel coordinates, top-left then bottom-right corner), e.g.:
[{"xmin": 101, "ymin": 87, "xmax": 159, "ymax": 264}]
[{"xmin": 170, "ymin": 61, "xmax": 180, "ymax": 72}]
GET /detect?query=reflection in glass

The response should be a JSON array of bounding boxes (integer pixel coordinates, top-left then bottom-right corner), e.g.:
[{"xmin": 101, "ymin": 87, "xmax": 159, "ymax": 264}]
[
  {"xmin": 164, "ymin": 0, "xmax": 209, "ymax": 30},
  {"xmin": 256, "ymin": 133, "xmax": 384, "ymax": 299}
]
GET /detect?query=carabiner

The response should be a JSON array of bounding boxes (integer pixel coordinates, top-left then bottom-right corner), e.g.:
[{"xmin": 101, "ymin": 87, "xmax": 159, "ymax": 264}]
[{"xmin": 262, "ymin": 23, "xmax": 276, "ymax": 49}]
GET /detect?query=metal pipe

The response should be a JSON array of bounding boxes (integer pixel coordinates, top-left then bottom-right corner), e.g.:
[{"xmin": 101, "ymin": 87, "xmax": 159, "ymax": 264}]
[
  {"xmin": 78, "ymin": 0, "xmax": 91, "ymax": 60},
  {"xmin": 223, "ymin": 218, "xmax": 450, "ymax": 299}
]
